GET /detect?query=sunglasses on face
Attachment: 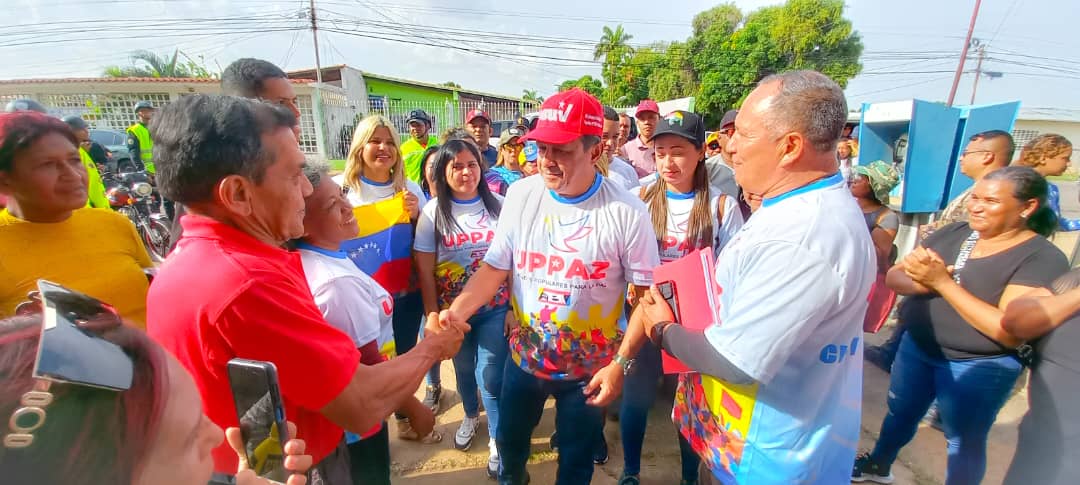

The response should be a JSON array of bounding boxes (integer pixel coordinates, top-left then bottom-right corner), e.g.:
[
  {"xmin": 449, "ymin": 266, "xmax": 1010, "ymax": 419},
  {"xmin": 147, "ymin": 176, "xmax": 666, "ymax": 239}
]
[
  {"xmin": 708, "ymin": 142, "xmax": 721, "ymax": 150},
  {"xmin": 3, "ymin": 280, "xmax": 133, "ymax": 449}
]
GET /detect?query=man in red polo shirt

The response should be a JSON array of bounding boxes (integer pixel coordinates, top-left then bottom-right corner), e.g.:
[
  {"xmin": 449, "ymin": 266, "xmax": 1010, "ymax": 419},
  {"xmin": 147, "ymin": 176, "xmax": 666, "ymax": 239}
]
[
  {"xmin": 146, "ymin": 94, "xmax": 465, "ymax": 483},
  {"xmin": 622, "ymin": 99, "xmax": 660, "ymax": 177}
]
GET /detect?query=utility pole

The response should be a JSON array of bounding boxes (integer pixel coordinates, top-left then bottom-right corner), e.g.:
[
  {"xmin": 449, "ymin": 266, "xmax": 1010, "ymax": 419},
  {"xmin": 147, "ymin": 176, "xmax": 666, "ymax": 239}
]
[
  {"xmin": 309, "ymin": 0, "xmax": 327, "ymax": 157},
  {"xmin": 946, "ymin": 0, "xmax": 982, "ymax": 106},
  {"xmin": 970, "ymin": 39, "xmax": 986, "ymax": 104}
]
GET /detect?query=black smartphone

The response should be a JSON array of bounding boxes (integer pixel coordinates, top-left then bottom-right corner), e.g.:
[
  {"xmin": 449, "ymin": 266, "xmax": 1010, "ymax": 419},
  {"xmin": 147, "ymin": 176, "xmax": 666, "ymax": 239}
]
[
  {"xmin": 226, "ymin": 359, "xmax": 289, "ymax": 483},
  {"xmin": 656, "ymin": 280, "xmax": 681, "ymax": 324}
]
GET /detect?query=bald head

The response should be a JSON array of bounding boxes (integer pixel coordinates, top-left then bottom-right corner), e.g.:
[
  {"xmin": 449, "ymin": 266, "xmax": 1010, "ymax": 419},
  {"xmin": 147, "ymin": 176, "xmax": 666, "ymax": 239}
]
[
  {"xmin": 756, "ymin": 70, "xmax": 848, "ymax": 154},
  {"xmin": 728, "ymin": 70, "xmax": 849, "ymax": 198}
]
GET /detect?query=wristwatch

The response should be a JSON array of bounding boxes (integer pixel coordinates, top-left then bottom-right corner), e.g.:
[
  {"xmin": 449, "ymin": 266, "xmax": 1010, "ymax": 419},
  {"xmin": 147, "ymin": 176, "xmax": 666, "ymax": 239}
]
[
  {"xmin": 650, "ymin": 321, "xmax": 673, "ymax": 348},
  {"xmin": 613, "ymin": 354, "xmax": 637, "ymax": 376}
]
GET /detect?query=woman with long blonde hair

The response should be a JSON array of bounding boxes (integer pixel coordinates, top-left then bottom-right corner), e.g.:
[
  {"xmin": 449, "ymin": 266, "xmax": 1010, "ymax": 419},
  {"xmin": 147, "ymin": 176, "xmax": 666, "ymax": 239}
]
[{"xmin": 334, "ymin": 114, "xmax": 440, "ymax": 439}]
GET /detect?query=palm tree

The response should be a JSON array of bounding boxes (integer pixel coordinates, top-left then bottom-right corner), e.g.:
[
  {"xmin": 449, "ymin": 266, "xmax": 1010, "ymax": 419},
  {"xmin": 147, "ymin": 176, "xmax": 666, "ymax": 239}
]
[
  {"xmin": 594, "ymin": 25, "xmax": 634, "ymax": 87},
  {"xmin": 522, "ymin": 89, "xmax": 544, "ymax": 105},
  {"xmin": 103, "ymin": 49, "xmax": 212, "ymax": 78}
]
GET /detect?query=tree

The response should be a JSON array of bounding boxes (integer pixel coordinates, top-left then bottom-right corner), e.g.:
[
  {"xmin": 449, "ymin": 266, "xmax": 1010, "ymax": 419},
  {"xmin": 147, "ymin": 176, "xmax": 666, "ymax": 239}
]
[
  {"xmin": 441, "ymin": 81, "xmax": 462, "ymax": 89},
  {"xmin": 593, "ymin": 25, "xmax": 635, "ymax": 88},
  {"xmin": 558, "ymin": 75, "xmax": 604, "ymax": 99},
  {"xmin": 583, "ymin": 0, "xmax": 863, "ymax": 126},
  {"xmin": 104, "ymin": 49, "xmax": 216, "ymax": 78},
  {"xmin": 522, "ymin": 89, "xmax": 544, "ymax": 104},
  {"xmin": 690, "ymin": 0, "xmax": 862, "ymax": 126}
]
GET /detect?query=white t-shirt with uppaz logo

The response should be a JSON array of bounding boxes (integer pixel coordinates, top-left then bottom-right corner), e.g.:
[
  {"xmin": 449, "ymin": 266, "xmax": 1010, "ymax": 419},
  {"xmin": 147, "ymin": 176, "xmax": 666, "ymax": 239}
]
[
  {"xmin": 414, "ymin": 195, "xmax": 509, "ymax": 312},
  {"xmin": 484, "ymin": 173, "xmax": 660, "ymax": 381},
  {"xmin": 638, "ymin": 183, "xmax": 745, "ymax": 263},
  {"xmin": 297, "ymin": 245, "xmax": 395, "ymax": 352}
]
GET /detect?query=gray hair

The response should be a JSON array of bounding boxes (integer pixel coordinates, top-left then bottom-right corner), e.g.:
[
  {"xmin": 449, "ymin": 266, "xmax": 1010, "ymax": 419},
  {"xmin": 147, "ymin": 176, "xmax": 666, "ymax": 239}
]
[
  {"xmin": 303, "ymin": 157, "xmax": 330, "ymax": 189},
  {"xmin": 757, "ymin": 70, "xmax": 848, "ymax": 153}
]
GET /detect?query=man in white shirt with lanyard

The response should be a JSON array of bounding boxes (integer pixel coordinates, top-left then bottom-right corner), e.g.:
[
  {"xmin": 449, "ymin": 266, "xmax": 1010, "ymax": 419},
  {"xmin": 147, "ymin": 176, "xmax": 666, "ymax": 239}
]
[{"xmin": 592, "ymin": 70, "xmax": 876, "ymax": 484}]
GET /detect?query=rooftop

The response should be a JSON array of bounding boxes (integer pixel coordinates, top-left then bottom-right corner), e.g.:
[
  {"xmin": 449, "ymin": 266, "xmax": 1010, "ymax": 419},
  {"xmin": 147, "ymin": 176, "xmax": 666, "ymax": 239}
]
[
  {"xmin": 1016, "ymin": 107, "xmax": 1080, "ymax": 123},
  {"xmin": 287, "ymin": 64, "xmax": 522, "ymax": 101}
]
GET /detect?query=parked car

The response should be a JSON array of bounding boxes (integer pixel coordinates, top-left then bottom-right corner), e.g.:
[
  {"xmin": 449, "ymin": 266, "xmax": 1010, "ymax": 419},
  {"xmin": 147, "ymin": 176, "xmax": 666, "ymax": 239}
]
[{"xmin": 89, "ymin": 129, "xmax": 135, "ymax": 172}]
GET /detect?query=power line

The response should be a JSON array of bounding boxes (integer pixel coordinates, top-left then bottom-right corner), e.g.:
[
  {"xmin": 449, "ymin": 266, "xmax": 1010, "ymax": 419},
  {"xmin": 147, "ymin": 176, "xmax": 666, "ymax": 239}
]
[{"xmin": 848, "ymin": 76, "xmax": 953, "ymax": 98}]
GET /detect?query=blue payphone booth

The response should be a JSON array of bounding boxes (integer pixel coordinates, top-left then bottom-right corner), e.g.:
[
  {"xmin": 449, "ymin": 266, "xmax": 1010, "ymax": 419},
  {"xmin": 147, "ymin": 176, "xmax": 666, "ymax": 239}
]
[{"xmin": 858, "ymin": 99, "xmax": 1020, "ymax": 254}]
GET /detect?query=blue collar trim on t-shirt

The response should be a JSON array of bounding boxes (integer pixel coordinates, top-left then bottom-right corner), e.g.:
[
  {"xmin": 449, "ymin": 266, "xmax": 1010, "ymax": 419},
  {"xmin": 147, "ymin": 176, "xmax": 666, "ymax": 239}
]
[
  {"xmin": 761, "ymin": 172, "xmax": 845, "ymax": 208},
  {"xmin": 666, "ymin": 189, "xmax": 696, "ymax": 200},
  {"xmin": 452, "ymin": 194, "xmax": 481, "ymax": 204},
  {"xmin": 295, "ymin": 241, "xmax": 348, "ymax": 259},
  {"xmin": 360, "ymin": 175, "xmax": 392, "ymax": 187},
  {"xmin": 550, "ymin": 172, "xmax": 603, "ymax": 204}
]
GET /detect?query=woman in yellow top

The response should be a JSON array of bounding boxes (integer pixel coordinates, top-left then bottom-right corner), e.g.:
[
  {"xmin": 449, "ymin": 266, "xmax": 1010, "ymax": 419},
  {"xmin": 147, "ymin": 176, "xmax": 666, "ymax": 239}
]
[{"xmin": 0, "ymin": 111, "xmax": 153, "ymax": 327}]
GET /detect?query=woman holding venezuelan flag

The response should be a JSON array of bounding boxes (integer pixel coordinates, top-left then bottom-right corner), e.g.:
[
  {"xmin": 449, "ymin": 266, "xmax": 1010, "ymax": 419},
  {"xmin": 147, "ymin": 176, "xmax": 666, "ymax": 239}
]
[{"xmin": 335, "ymin": 115, "xmax": 439, "ymax": 440}]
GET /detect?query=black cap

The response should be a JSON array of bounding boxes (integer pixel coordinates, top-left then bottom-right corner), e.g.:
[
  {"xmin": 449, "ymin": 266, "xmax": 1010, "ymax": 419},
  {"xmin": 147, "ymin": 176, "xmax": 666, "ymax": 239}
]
[
  {"xmin": 513, "ymin": 115, "xmax": 530, "ymax": 132},
  {"xmin": 720, "ymin": 109, "xmax": 738, "ymax": 129},
  {"xmin": 650, "ymin": 110, "xmax": 706, "ymax": 148},
  {"xmin": 406, "ymin": 109, "xmax": 431, "ymax": 126}
]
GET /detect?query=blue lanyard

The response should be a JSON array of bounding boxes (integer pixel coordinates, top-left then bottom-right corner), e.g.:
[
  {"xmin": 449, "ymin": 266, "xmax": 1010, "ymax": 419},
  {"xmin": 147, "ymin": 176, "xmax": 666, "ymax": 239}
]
[{"xmin": 761, "ymin": 172, "xmax": 845, "ymax": 208}]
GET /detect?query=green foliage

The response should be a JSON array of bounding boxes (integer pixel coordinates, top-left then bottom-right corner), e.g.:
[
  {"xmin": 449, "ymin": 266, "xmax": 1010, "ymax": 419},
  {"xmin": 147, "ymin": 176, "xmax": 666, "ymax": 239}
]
[
  {"xmin": 593, "ymin": 25, "xmax": 635, "ymax": 89},
  {"xmin": 557, "ymin": 75, "xmax": 604, "ymax": 99},
  {"xmin": 441, "ymin": 81, "xmax": 463, "ymax": 89},
  {"xmin": 522, "ymin": 89, "xmax": 544, "ymax": 104},
  {"xmin": 103, "ymin": 49, "xmax": 217, "ymax": 79},
  {"xmin": 589, "ymin": 0, "xmax": 862, "ymax": 127}
]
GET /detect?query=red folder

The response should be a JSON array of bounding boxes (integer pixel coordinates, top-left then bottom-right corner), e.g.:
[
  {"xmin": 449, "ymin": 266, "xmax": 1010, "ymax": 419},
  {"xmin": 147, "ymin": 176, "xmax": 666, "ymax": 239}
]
[{"xmin": 653, "ymin": 248, "xmax": 720, "ymax": 374}]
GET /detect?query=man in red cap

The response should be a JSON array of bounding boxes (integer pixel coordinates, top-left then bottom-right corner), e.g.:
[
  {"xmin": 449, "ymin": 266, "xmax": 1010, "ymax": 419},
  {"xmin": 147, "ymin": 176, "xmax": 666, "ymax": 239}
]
[
  {"xmin": 466, "ymin": 108, "xmax": 499, "ymax": 167},
  {"xmin": 622, "ymin": 99, "xmax": 660, "ymax": 177},
  {"xmin": 430, "ymin": 88, "xmax": 661, "ymax": 485}
]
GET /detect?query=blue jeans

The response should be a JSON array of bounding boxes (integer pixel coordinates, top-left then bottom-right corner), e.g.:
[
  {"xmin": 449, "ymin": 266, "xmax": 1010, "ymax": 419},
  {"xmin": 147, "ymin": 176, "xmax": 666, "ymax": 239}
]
[
  {"xmin": 620, "ymin": 340, "xmax": 700, "ymax": 480},
  {"xmin": 452, "ymin": 307, "xmax": 509, "ymax": 440},
  {"xmin": 498, "ymin": 360, "xmax": 602, "ymax": 485},
  {"xmin": 869, "ymin": 334, "xmax": 1022, "ymax": 485},
  {"xmin": 392, "ymin": 292, "xmax": 441, "ymax": 387}
]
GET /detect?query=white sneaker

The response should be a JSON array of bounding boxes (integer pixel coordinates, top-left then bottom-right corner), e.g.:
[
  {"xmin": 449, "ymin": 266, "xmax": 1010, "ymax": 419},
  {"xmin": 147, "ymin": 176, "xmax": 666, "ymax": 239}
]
[
  {"xmin": 487, "ymin": 439, "xmax": 499, "ymax": 480},
  {"xmin": 454, "ymin": 416, "xmax": 480, "ymax": 451}
]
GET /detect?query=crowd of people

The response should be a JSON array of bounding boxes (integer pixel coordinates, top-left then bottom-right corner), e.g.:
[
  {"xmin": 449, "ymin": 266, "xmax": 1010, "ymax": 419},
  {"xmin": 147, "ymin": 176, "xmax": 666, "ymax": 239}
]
[{"xmin": 0, "ymin": 55, "xmax": 1078, "ymax": 485}]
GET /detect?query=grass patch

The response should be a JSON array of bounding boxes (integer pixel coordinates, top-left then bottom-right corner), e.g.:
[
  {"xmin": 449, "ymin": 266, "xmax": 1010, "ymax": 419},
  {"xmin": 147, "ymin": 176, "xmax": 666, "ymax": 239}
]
[{"xmin": 329, "ymin": 159, "xmax": 346, "ymax": 171}]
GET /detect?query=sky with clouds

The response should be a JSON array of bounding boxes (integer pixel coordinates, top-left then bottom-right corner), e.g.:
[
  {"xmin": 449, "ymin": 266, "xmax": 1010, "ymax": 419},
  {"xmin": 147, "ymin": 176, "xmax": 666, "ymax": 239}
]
[{"xmin": 1, "ymin": 0, "xmax": 1076, "ymax": 111}]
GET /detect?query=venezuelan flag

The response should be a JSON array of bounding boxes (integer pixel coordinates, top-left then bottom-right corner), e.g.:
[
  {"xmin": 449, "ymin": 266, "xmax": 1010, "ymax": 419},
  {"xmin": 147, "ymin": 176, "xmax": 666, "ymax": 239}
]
[{"xmin": 340, "ymin": 191, "xmax": 414, "ymax": 296}]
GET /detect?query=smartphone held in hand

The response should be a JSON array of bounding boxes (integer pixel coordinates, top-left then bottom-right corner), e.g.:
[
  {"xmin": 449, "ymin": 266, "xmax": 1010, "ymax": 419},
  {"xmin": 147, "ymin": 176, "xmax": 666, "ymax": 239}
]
[{"xmin": 226, "ymin": 359, "xmax": 289, "ymax": 483}]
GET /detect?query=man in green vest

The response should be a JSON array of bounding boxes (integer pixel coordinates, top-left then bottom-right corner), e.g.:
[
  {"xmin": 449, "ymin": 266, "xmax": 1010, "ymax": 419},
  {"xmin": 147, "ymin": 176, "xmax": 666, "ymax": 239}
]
[
  {"xmin": 127, "ymin": 101, "xmax": 155, "ymax": 174},
  {"xmin": 401, "ymin": 109, "xmax": 438, "ymax": 183},
  {"xmin": 63, "ymin": 116, "xmax": 110, "ymax": 209}
]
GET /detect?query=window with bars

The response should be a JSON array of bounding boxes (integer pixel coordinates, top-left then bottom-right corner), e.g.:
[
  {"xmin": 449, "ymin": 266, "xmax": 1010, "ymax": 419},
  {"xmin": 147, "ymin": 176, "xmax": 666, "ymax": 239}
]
[
  {"xmin": 296, "ymin": 94, "xmax": 319, "ymax": 154},
  {"xmin": 30, "ymin": 93, "xmax": 172, "ymax": 132},
  {"xmin": 1011, "ymin": 129, "xmax": 1040, "ymax": 149}
]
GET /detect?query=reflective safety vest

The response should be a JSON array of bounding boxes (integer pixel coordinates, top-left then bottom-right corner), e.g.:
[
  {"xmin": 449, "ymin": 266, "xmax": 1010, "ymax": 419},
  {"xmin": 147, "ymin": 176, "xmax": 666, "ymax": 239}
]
[
  {"xmin": 126, "ymin": 122, "xmax": 154, "ymax": 174},
  {"xmin": 80, "ymin": 147, "xmax": 110, "ymax": 209}
]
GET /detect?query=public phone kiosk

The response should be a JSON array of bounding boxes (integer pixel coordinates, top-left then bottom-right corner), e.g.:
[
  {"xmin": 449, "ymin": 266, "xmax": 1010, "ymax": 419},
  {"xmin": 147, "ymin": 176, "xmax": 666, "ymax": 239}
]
[{"xmin": 857, "ymin": 99, "xmax": 1021, "ymax": 255}]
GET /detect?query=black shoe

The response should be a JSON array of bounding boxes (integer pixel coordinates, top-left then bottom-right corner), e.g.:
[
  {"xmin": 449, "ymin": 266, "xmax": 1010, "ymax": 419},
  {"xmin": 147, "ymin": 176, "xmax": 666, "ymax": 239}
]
[
  {"xmin": 593, "ymin": 433, "xmax": 609, "ymax": 465},
  {"xmin": 617, "ymin": 473, "xmax": 640, "ymax": 485},
  {"xmin": 851, "ymin": 452, "xmax": 894, "ymax": 483},
  {"xmin": 422, "ymin": 384, "xmax": 442, "ymax": 414},
  {"xmin": 864, "ymin": 345, "xmax": 894, "ymax": 373},
  {"xmin": 549, "ymin": 431, "xmax": 558, "ymax": 451}
]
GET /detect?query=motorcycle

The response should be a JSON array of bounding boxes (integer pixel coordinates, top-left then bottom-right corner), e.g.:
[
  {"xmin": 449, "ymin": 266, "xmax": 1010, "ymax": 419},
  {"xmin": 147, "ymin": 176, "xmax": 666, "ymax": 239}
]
[{"xmin": 104, "ymin": 170, "xmax": 172, "ymax": 262}]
